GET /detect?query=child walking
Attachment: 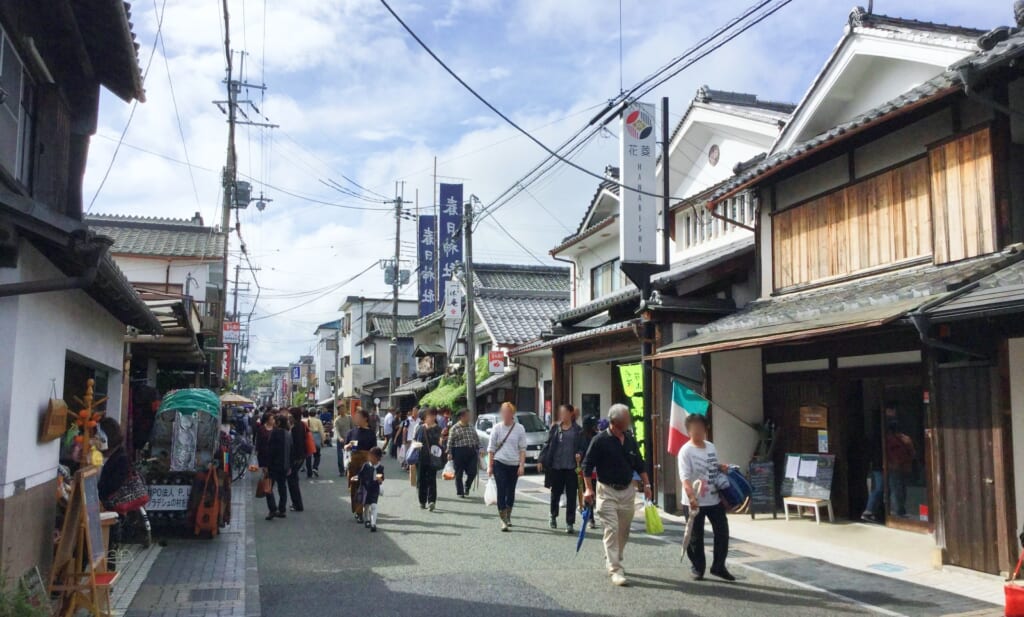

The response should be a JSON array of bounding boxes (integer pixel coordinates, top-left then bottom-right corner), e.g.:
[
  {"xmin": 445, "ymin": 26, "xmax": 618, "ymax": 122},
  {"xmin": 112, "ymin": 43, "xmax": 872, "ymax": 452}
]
[{"xmin": 358, "ymin": 447, "xmax": 385, "ymax": 532}]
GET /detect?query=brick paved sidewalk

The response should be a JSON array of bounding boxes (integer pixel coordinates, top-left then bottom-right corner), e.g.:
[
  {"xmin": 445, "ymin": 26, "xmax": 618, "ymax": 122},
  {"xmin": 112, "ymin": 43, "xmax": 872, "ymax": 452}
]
[{"xmin": 118, "ymin": 476, "xmax": 260, "ymax": 617}]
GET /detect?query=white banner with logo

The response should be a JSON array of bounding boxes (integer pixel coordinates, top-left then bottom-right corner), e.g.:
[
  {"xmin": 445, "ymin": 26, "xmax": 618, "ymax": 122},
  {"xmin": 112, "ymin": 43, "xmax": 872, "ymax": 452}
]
[{"xmin": 619, "ymin": 102, "xmax": 657, "ymax": 264}]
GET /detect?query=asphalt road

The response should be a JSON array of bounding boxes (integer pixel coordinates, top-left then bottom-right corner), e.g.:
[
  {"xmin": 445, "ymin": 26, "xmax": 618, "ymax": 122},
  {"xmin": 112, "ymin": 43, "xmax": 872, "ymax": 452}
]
[{"xmin": 251, "ymin": 450, "xmax": 905, "ymax": 617}]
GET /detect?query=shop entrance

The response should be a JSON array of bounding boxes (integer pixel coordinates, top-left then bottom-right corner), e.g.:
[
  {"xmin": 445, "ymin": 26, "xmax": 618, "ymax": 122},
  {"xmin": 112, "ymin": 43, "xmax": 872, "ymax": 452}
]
[{"xmin": 849, "ymin": 376, "xmax": 930, "ymax": 531}]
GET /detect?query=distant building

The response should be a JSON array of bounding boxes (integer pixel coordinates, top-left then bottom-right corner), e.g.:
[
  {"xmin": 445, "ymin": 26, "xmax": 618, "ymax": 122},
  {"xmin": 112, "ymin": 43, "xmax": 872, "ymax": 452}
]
[{"xmin": 313, "ymin": 320, "xmax": 340, "ymax": 406}]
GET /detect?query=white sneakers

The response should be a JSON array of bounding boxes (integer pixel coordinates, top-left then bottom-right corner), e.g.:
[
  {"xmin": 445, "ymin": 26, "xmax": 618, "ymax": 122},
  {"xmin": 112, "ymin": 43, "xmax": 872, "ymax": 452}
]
[{"xmin": 610, "ymin": 572, "xmax": 628, "ymax": 587}]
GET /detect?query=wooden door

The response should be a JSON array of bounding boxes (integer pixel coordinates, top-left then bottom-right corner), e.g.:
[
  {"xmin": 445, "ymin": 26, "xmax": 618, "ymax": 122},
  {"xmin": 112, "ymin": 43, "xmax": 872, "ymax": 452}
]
[{"xmin": 933, "ymin": 363, "xmax": 1015, "ymax": 574}]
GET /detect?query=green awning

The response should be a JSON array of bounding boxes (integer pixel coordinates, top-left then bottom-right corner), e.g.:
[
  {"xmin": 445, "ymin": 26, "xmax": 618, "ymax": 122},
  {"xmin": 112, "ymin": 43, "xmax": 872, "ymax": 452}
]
[{"xmin": 158, "ymin": 388, "xmax": 221, "ymax": 418}]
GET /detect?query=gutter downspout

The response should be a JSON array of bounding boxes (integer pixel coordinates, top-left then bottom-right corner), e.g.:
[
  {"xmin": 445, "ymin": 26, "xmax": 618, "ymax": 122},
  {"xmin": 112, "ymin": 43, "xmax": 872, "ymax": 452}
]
[{"xmin": 0, "ymin": 232, "xmax": 110, "ymax": 298}]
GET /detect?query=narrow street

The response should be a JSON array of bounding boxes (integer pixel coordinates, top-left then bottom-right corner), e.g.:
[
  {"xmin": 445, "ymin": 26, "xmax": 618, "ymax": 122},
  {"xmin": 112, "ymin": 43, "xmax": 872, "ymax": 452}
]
[{"xmin": 253, "ymin": 454, "xmax": 998, "ymax": 617}]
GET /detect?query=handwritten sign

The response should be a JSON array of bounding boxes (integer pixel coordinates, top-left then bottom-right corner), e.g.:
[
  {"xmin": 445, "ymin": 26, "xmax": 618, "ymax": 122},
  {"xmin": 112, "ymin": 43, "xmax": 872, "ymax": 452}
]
[
  {"xmin": 781, "ymin": 453, "xmax": 835, "ymax": 501},
  {"xmin": 748, "ymin": 461, "xmax": 777, "ymax": 519},
  {"xmin": 148, "ymin": 485, "xmax": 191, "ymax": 511}
]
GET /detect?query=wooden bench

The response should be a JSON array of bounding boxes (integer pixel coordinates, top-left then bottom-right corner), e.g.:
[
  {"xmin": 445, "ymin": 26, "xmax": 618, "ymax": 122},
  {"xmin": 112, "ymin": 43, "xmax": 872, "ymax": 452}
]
[{"xmin": 783, "ymin": 496, "xmax": 834, "ymax": 524}]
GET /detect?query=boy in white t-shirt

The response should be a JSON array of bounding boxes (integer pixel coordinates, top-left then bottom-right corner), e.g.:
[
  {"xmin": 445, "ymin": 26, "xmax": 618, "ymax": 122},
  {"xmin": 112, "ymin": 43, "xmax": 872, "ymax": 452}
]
[{"xmin": 678, "ymin": 413, "xmax": 735, "ymax": 582}]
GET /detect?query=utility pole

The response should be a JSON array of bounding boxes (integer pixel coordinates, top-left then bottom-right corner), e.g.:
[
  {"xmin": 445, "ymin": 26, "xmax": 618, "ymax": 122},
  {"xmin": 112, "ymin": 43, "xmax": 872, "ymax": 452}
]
[
  {"xmin": 464, "ymin": 199, "xmax": 476, "ymax": 415},
  {"xmin": 231, "ymin": 263, "xmax": 241, "ymax": 387},
  {"xmin": 218, "ymin": 0, "xmax": 235, "ymax": 390},
  {"xmin": 389, "ymin": 186, "xmax": 402, "ymax": 413}
]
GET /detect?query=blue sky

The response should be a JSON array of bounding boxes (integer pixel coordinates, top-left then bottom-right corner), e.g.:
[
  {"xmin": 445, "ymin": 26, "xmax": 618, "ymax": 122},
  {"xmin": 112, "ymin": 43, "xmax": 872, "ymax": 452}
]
[{"xmin": 84, "ymin": 0, "xmax": 1011, "ymax": 368}]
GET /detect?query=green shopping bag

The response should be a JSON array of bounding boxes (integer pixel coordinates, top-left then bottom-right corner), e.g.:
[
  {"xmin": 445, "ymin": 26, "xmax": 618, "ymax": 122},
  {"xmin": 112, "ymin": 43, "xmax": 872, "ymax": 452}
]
[{"xmin": 644, "ymin": 501, "xmax": 664, "ymax": 535}]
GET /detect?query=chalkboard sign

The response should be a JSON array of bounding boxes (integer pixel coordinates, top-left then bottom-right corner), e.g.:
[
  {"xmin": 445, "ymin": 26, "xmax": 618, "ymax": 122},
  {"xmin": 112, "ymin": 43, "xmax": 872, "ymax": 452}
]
[
  {"xmin": 781, "ymin": 453, "xmax": 835, "ymax": 501},
  {"xmin": 80, "ymin": 466, "xmax": 106, "ymax": 567},
  {"xmin": 748, "ymin": 461, "xmax": 777, "ymax": 519}
]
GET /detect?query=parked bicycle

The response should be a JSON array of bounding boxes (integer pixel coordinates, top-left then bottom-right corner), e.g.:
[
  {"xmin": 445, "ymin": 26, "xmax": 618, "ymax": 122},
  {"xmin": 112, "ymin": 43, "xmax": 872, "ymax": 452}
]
[{"xmin": 230, "ymin": 430, "xmax": 254, "ymax": 482}]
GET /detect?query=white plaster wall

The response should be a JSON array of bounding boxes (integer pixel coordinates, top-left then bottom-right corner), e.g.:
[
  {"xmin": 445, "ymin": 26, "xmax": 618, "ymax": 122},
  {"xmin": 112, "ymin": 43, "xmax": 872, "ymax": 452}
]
[
  {"xmin": 710, "ymin": 348, "xmax": 763, "ymax": 468},
  {"xmin": 515, "ymin": 353, "xmax": 551, "ymax": 415},
  {"xmin": 775, "ymin": 154, "xmax": 850, "ymax": 209},
  {"xmin": 573, "ymin": 234, "xmax": 620, "ymax": 304},
  {"xmin": 315, "ymin": 331, "xmax": 337, "ymax": 402},
  {"xmin": 1009, "ymin": 338, "xmax": 1024, "ymax": 537},
  {"xmin": 571, "ymin": 362, "xmax": 612, "ymax": 418},
  {"xmin": 674, "ymin": 134, "xmax": 770, "ymax": 201},
  {"xmin": 113, "ymin": 256, "xmax": 211, "ymax": 302},
  {"xmin": 853, "ymin": 109, "xmax": 952, "ymax": 177},
  {"xmin": 0, "ymin": 242, "xmax": 124, "ymax": 497}
]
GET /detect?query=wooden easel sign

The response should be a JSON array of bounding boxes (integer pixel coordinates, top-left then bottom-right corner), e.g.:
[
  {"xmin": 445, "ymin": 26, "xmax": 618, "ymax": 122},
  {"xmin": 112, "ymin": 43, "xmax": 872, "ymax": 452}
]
[{"xmin": 48, "ymin": 466, "xmax": 108, "ymax": 617}]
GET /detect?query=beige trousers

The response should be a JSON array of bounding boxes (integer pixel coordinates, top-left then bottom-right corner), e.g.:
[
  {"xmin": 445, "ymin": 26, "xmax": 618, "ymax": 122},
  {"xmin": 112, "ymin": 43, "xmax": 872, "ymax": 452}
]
[{"xmin": 595, "ymin": 483, "xmax": 636, "ymax": 575}]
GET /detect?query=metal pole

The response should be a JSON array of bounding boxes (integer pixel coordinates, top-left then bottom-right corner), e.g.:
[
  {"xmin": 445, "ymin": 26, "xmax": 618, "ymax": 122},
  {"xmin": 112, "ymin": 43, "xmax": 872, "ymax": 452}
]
[
  {"xmin": 464, "ymin": 200, "xmax": 476, "ymax": 415},
  {"xmin": 231, "ymin": 263, "xmax": 240, "ymax": 385},
  {"xmin": 390, "ymin": 193, "xmax": 401, "ymax": 412}
]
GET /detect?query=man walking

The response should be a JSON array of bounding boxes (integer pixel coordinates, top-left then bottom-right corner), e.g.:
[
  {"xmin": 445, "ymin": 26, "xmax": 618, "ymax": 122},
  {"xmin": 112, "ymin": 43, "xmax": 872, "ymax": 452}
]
[
  {"xmin": 334, "ymin": 408, "xmax": 353, "ymax": 477},
  {"xmin": 679, "ymin": 413, "xmax": 735, "ymax": 582},
  {"xmin": 582, "ymin": 404, "xmax": 651, "ymax": 587},
  {"xmin": 382, "ymin": 408, "xmax": 395, "ymax": 454}
]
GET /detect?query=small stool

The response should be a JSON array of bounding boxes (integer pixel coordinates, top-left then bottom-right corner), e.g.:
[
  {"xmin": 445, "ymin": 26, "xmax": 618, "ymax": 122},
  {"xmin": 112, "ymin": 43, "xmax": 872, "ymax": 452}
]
[{"xmin": 783, "ymin": 497, "xmax": 834, "ymax": 524}]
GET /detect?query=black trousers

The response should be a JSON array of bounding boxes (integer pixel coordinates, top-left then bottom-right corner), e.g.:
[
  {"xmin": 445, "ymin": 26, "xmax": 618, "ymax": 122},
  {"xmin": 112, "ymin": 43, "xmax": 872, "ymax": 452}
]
[
  {"xmin": 493, "ymin": 461, "xmax": 519, "ymax": 511},
  {"xmin": 548, "ymin": 468, "xmax": 578, "ymax": 525},
  {"xmin": 286, "ymin": 462, "xmax": 304, "ymax": 511},
  {"xmin": 388, "ymin": 435, "xmax": 400, "ymax": 458},
  {"xmin": 451, "ymin": 447, "xmax": 477, "ymax": 496},
  {"xmin": 266, "ymin": 471, "xmax": 288, "ymax": 514},
  {"xmin": 686, "ymin": 503, "xmax": 729, "ymax": 574},
  {"xmin": 305, "ymin": 447, "xmax": 321, "ymax": 476},
  {"xmin": 418, "ymin": 464, "xmax": 437, "ymax": 505}
]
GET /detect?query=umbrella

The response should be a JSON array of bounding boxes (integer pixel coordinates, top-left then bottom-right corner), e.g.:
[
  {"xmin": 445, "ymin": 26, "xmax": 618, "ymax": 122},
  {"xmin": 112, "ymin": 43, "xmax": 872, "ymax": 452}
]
[
  {"xmin": 219, "ymin": 392, "xmax": 254, "ymax": 405},
  {"xmin": 576, "ymin": 506, "xmax": 593, "ymax": 553},
  {"xmin": 681, "ymin": 480, "xmax": 703, "ymax": 561}
]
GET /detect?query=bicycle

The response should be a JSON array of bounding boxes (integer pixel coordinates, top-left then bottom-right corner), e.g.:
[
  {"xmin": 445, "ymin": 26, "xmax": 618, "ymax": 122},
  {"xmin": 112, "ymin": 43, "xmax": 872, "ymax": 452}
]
[{"xmin": 230, "ymin": 431, "xmax": 254, "ymax": 482}]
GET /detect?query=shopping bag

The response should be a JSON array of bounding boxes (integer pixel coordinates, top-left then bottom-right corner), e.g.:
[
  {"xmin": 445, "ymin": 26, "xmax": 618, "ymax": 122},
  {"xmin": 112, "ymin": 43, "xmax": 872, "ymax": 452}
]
[
  {"xmin": 397, "ymin": 444, "xmax": 406, "ymax": 462},
  {"xmin": 644, "ymin": 501, "xmax": 664, "ymax": 535},
  {"xmin": 442, "ymin": 460, "xmax": 456, "ymax": 481},
  {"xmin": 1006, "ymin": 549, "xmax": 1024, "ymax": 617},
  {"xmin": 255, "ymin": 473, "xmax": 271, "ymax": 498},
  {"xmin": 484, "ymin": 476, "xmax": 498, "ymax": 506}
]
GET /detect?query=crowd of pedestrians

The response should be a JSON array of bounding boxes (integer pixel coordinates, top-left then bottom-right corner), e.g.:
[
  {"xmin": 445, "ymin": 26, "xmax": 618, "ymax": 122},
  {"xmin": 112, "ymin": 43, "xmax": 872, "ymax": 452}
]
[{"xmin": 250, "ymin": 399, "xmax": 736, "ymax": 588}]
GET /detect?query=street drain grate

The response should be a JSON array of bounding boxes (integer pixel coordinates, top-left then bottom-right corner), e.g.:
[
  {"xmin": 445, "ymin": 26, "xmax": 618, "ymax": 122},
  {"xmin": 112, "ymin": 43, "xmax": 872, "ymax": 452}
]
[{"xmin": 189, "ymin": 588, "xmax": 241, "ymax": 602}]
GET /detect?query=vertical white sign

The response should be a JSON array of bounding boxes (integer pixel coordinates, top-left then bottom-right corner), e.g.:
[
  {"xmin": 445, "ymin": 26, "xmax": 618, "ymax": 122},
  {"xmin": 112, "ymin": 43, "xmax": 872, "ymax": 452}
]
[
  {"xmin": 619, "ymin": 102, "xmax": 657, "ymax": 264},
  {"xmin": 443, "ymin": 282, "xmax": 462, "ymax": 323}
]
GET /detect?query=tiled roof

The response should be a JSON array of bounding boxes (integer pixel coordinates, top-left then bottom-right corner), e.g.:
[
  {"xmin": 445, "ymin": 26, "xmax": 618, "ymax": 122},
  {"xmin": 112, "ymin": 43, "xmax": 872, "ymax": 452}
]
[
  {"xmin": 71, "ymin": 0, "xmax": 145, "ymax": 102},
  {"xmin": 472, "ymin": 263, "xmax": 569, "ymax": 292},
  {"xmin": 666, "ymin": 87, "xmax": 794, "ymax": 155},
  {"xmin": 925, "ymin": 256, "xmax": 1024, "ymax": 321},
  {"xmin": 551, "ymin": 216, "xmax": 616, "ymax": 255},
  {"xmin": 554, "ymin": 285, "xmax": 640, "ymax": 325},
  {"xmin": 314, "ymin": 320, "xmax": 341, "ymax": 333},
  {"xmin": 365, "ymin": 313, "xmax": 419, "ymax": 338},
  {"xmin": 87, "ymin": 214, "xmax": 225, "ymax": 259},
  {"xmin": 511, "ymin": 319, "xmax": 641, "ymax": 356},
  {"xmin": 665, "ymin": 249, "xmax": 1020, "ymax": 354},
  {"xmin": 574, "ymin": 177, "xmax": 620, "ymax": 236},
  {"xmin": 849, "ymin": 8, "xmax": 988, "ymax": 41},
  {"xmin": 475, "ymin": 290, "xmax": 569, "ymax": 347}
]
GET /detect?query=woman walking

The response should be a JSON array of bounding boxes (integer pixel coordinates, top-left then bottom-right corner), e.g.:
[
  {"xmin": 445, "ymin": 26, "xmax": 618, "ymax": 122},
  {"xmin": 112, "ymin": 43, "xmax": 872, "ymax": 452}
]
[
  {"xmin": 266, "ymin": 413, "xmax": 292, "ymax": 519},
  {"xmin": 487, "ymin": 402, "xmax": 527, "ymax": 532},
  {"xmin": 415, "ymin": 408, "xmax": 444, "ymax": 511},
  {"xmin": 540, "ymin": 403, "xmax": 585, "ymax": 533},
  {"xmin": 305, "ymin": 410, "xmax": 325, "ymax": 478},
  {"xmin": 343, "ymin": 408, "xmax": 377, "ymax": 522},
  {"xmin": 446, "ymin": 408, "xmax": 480, "ymax": 498},
  {"xmin": 255, "ymin": 413, "xmax": 277, "ymax": 520},
  {"xmin": 286, "ymin": 410, "xmax": 306, "ymax": 512}
]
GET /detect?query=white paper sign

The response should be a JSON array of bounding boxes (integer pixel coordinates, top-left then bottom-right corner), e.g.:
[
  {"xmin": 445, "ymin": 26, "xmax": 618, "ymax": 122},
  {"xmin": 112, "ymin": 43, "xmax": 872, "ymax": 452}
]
[
  {"xmin": 147, "ymin": 485, "xmax": 191, "ymax": 511},
  {"xmin": 798, "ymin": 459, "xmax": 818, "ymax": 479},
  {"xmin": 619, "ymin": 101, "xmax": 658, "ymax": 264},
  {"xmin": 784, "ymin": 455, "xmax": 800, "ymax": 479}
]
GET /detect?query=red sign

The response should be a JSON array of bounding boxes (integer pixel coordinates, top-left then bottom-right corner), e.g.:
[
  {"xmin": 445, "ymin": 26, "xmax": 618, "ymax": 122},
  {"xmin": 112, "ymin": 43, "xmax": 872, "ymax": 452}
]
[
  {"xmin": 223, "ymin": 321, "xmax": 241, "ymax": 344},
  {"xmin": 223, "ymin": 345, "xmax": 232, "ymax": 381},
  {"xmin": 488, "ymin": 351, "xmax": 506, "ymax": 375}
]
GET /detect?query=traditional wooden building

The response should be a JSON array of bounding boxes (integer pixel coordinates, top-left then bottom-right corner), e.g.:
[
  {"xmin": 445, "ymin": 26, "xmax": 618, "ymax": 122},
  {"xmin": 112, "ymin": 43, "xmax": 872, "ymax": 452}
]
[
  {"xmin": 0, "ymin": 1, "xmax": 160, "ymax": 581},
  {"xmin": 654, "ymin": 7, "xmax": 1024, "ymax": 575}
]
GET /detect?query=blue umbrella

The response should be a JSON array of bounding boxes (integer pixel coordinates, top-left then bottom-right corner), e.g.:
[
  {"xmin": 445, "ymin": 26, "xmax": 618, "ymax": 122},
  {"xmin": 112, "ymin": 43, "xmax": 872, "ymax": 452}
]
[{"xmin": 576, "ymin": 506, "xmax": 593, "ymax": 553}]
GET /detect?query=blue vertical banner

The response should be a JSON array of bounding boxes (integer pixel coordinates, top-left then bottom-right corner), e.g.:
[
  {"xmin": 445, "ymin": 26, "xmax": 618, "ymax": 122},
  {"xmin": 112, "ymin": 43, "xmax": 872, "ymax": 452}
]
[
  {"xmin": 437, "ymin": 183, "xmax": 464, "ymax": 310},
  {"xmin": 417, "ymin": 215, "xmax": 437, "ymax": 317}
]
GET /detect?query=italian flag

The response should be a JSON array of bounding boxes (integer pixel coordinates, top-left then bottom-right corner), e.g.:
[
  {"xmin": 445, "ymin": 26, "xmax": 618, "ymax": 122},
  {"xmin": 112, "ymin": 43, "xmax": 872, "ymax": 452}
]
[{"xmin": 667, "ymin": 380, "xmax": 709, "ymax": 456}]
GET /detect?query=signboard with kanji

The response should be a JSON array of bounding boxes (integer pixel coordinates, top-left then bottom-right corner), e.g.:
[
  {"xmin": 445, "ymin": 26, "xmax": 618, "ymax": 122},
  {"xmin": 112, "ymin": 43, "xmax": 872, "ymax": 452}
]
[
  {"xmin": 223, "ymin": 321, "xmax": 241, "ymax": 344},
  {"xmin": 488, "ymin": 351, "xmax": 506, "ymax": 374}
]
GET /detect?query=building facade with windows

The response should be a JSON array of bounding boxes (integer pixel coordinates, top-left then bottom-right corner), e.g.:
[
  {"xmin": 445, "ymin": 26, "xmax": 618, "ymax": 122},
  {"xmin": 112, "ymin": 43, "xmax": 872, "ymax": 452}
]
[{"xmin": 654, "ymin": 7, "xmax": 1024, "ymax": 575}]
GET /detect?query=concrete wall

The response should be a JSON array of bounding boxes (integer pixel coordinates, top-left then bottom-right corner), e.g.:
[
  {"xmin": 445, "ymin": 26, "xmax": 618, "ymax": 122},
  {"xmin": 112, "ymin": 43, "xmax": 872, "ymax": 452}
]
[
  {"xmin": 571, "ymin": 362, "xmax": 612, "ymax": 418},
  {"xmin": 709, "ymin": 348, "xmax": 764, "ymax": 469},
  {"xmin": 1009, "ymin": 338, "xmax": 1024, "ymax": 537},
  {"xmin": 113, "ymin": 255, "xmax": 212, "ymax": 302}
]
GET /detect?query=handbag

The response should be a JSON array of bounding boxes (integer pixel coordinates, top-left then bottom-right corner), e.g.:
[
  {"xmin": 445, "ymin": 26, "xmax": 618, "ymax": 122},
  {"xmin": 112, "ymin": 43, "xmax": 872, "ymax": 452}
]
[
  {"xmin": 1007, "ymin": 549, "xmax": 1024, "ymax": 617},
  {"xmin": 305, "ymin": 427, "xmax": 316, "ymax": 456},
  {"xmin": 108, "ymin": 467, "xmax": 150, "ymax": 515},
  {"xmin": 255, "ymin": 472, "xmax": 271, "ymax": 498}
]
